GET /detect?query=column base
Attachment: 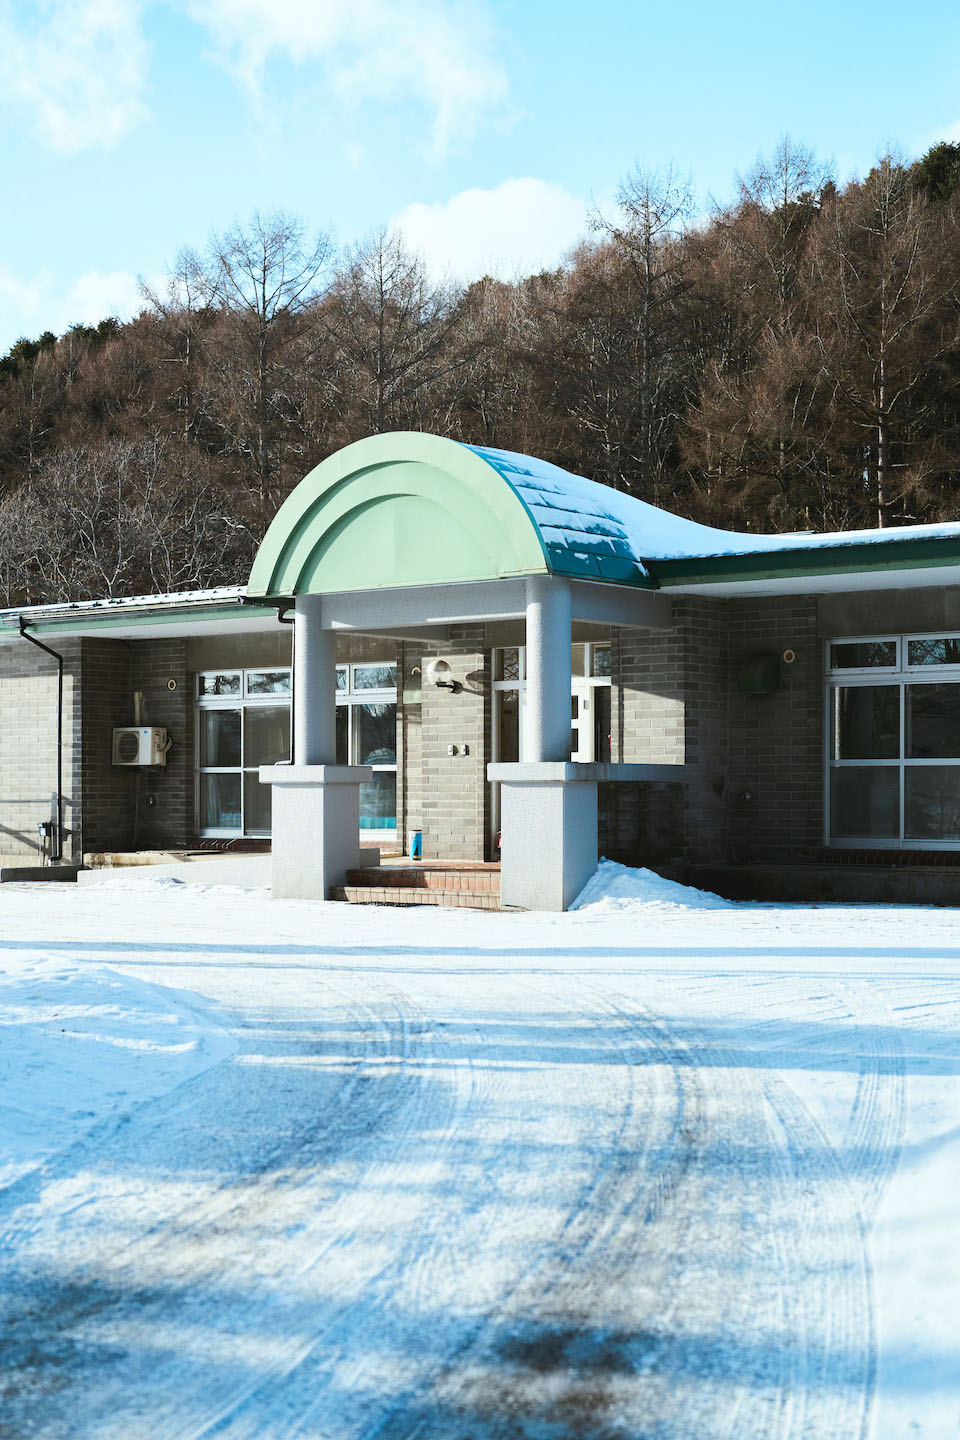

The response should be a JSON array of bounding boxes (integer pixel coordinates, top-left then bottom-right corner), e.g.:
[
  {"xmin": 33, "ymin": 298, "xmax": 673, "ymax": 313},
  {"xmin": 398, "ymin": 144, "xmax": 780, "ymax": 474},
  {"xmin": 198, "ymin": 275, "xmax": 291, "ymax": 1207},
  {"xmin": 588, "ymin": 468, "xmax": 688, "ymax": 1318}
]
[
  {"xmin": 259, "ymin": 765, "xmax": 374, "ymax": 900},
  {"xmin": 488, "ymin": 764, "xmax": 598, "ymax": 912}
]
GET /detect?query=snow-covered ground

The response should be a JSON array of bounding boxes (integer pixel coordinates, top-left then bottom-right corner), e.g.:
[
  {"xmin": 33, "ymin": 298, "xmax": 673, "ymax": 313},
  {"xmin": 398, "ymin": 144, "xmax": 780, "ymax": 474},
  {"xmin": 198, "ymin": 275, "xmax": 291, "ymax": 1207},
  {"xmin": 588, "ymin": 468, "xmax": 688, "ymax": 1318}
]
[{"xmin": 2, "ymin": 865, "xmax": 959, "ymax": 1440}]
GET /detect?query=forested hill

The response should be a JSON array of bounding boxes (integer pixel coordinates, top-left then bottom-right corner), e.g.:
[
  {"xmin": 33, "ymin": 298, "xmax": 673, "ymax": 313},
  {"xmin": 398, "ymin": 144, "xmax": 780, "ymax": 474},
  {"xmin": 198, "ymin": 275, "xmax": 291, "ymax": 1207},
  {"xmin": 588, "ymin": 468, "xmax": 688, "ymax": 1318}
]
[{"xmin": 4, "ymin": 138, "xmax": 960, "ymax": 606}]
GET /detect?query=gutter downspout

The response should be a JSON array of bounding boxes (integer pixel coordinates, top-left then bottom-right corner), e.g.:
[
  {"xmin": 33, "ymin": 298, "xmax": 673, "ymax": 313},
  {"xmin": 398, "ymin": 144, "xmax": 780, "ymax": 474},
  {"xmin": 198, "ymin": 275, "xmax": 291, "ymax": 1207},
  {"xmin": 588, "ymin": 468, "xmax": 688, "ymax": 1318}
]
[{"xmin": 18, "ymin": 618, "xmax": 64, "ymax": 863}]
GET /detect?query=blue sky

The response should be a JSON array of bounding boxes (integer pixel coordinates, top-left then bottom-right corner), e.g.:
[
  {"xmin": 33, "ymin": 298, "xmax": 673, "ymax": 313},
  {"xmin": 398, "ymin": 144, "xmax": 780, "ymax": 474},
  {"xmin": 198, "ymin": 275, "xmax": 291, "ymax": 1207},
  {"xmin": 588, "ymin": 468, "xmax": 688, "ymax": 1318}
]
[{"xmin": 1, "ymin": 0, "xmax": 958, "ymax": 350}]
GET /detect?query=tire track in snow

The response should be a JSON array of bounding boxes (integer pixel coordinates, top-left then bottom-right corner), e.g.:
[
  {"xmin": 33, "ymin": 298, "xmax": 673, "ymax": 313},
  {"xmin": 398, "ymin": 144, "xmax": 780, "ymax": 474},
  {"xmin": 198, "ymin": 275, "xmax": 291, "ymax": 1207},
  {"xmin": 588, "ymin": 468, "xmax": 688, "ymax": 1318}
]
[
  {"xmin": 409, "ymin": 979, "xmax": 878, "ymax": 1440},
  {"xmin": 626, "ymin": 971, "xmax": 907, "ymax": 1440},
  {"xmin": 365, "ymin": 978, "xmax": 722, "ymax": 1440},
  {"xmin": 836, "ymin": 983, "xmax": 906, "ymax": 1230},
  {"xmin": 0, "ymin": 976, "xmax": 455, "ymax": 1439},
  {"xmin": 216, "ymin": 975, "xmax": 696, "ymax": 1440},
  {"xmin": 0, "ymin": 954, "xmax": 907, "ymax": 1440}
]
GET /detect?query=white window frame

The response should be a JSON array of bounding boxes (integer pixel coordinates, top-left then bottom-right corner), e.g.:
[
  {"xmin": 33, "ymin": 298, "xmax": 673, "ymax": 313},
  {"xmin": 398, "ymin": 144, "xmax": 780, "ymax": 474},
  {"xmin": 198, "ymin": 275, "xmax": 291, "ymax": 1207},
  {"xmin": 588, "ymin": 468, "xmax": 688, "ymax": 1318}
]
[
  {"xmin": 196, "ymin": 668, "xmax": 292, "ymax": 838},
  {"xmin": 336, "ymin": 663, "xmax": 399, "ymax": 839},
  {"xmin": 491, "ymin": 646, "xmax": 526, "ymax": 764},
  {"xmin": 824, "ymin": 632, "xmax": 960, "ymax": 849}
]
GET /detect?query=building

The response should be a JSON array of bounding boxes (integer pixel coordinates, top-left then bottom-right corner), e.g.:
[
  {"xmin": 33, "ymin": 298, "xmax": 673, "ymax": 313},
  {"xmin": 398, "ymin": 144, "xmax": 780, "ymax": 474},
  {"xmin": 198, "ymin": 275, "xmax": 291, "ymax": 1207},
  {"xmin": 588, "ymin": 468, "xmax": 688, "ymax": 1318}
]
[{"xmin": 4, "ymin": 431, "xmax": 960, "ymax": 907}]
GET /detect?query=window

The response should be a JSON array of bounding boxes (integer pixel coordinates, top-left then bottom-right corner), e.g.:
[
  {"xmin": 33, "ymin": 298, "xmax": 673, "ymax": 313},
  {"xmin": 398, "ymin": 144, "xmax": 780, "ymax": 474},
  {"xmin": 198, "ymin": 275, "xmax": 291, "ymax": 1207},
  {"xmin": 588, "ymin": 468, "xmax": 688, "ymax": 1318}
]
[
  {"xmin": 825, "ymin": 634, "xmax": 960, "ymax": 846},
  {"xmin": 491, "ymin": 643, "xmax": 613, "ymax": 766},
  {"xmin": 336, "ymin": 664, "xmax": 398, "ymax": 832},
  {"xmin": 196, "ymin": 670, "xmax": 291, "ymax": 836},
  {"xmin": 196, "ymin": 662, "xmax": 399, "ymax": 838}
]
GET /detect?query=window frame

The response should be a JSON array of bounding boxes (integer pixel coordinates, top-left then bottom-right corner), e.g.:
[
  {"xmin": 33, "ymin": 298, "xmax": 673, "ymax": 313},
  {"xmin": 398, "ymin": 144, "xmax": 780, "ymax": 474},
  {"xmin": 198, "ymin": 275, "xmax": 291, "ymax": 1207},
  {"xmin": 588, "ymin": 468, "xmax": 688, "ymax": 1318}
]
[
  {"xmin": 195, "ymin": 668, "xmax": 292, "ymax": 838},
  {"xmin": 824, "ymin": 632, "xmax": 960, "ymax": 849},
  {"xmin": 336, "ymin": 663, "xmax": 399, "ymax": 836}
]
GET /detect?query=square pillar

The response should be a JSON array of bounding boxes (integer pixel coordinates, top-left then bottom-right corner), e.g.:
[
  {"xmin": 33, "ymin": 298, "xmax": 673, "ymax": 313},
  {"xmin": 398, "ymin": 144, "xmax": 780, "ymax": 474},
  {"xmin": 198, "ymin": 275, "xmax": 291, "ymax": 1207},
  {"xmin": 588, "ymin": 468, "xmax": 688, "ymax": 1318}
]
[
  {"xmin": 489, "ymin": 761, "xmax": 685, "ymax": 911},
  {"xmin": 260, "ymin": 765, "xmax": 373, "ymax": 900}
]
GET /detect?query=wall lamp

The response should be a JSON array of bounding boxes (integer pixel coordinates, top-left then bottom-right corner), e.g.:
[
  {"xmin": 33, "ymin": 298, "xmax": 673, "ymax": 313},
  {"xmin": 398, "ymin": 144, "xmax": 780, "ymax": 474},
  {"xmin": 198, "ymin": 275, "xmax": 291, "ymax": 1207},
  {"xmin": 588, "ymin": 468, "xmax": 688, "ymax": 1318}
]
[{"xmin": 425, "ymin": 659, "xmax": 462, "ymax": 694}]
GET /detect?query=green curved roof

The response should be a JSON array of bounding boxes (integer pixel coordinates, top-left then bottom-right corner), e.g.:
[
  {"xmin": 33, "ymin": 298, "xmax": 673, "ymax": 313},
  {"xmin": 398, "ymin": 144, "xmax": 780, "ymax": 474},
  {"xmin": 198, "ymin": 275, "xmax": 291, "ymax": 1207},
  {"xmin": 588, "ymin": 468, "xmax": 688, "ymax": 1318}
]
[
  {"xmin": 247, "ymin": 432, "xmax": 655, "ymax": 598},
  {"xmin": 249, "ymin": 431, "xmax": 960, "ymax": 600}
]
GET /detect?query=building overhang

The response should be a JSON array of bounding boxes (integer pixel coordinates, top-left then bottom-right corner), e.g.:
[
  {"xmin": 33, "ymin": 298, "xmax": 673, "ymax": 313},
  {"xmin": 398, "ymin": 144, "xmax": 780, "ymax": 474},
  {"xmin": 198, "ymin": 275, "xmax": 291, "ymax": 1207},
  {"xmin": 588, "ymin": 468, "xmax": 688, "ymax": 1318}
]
[
  {"xmin": 653, "ymin": 542, "xmax": 960, "ymax": 597},
  {"xmin": 0, "ymin": 589, "xmax": 282, "ymax": 642}
]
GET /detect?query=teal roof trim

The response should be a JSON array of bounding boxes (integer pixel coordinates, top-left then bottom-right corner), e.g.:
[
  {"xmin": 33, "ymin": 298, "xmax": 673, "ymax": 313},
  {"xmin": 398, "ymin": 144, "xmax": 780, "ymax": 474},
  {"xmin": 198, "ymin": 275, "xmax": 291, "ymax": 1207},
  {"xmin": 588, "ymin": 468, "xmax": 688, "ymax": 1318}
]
[{"xmin": 466, "ymin": 444, "xmax": 655, "ymax": 586}]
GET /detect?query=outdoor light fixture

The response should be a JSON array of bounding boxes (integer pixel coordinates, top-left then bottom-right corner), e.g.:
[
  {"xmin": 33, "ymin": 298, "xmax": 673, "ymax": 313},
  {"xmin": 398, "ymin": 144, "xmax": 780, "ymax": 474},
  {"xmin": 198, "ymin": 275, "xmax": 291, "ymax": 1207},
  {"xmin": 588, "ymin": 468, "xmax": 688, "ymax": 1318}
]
[{"xmin": 425, "ymin": 659, "xmax": 462, "ymax": 694}]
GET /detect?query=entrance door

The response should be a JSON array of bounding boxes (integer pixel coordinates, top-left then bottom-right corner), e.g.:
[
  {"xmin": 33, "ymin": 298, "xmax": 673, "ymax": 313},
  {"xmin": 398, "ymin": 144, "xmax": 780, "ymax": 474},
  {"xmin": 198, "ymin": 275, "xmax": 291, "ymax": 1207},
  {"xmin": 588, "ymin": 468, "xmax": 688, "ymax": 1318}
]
[
  {"xmin": 571, "ymin": 682, "xmax": 594, "ymax": 762},
  {"xmin": 572, "ymin": 679, "xmax": 612, "ymax": 763}
]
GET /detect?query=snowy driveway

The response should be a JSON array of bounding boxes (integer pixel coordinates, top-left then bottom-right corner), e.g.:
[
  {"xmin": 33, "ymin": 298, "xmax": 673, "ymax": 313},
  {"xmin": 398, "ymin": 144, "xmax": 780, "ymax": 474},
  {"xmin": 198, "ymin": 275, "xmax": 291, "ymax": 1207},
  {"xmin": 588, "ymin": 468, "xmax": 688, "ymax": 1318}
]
[{"xmin": 1, "ymin": 875, "xmax": 959, "ymax": 1439}]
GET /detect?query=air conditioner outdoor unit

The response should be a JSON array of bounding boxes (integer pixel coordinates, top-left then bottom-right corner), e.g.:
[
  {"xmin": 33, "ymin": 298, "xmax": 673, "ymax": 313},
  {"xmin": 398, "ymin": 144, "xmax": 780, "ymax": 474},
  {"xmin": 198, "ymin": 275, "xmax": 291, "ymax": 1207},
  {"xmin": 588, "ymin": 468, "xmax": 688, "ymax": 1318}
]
[{"xmin": 112, "ymin": 726, "xmax": 169, "ymax": 766}]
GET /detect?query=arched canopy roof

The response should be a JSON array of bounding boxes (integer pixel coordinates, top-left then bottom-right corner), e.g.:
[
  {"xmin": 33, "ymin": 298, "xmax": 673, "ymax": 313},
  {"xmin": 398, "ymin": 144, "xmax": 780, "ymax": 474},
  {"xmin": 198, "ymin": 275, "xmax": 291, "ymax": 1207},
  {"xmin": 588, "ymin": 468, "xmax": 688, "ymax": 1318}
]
[
  {"xmin": 248, "ymin": 431, "xmax": 960, "ymax": 600},
  {"xmin": 246, "ymin": 432, "xmax": 656, "ymax": 599}
]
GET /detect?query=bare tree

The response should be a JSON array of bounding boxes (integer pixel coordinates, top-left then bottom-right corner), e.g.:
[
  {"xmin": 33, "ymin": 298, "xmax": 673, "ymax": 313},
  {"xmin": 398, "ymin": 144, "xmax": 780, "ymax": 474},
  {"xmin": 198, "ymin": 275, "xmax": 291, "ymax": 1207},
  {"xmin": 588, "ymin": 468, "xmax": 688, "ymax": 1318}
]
[
  {"xmin": 590, "ymin": 166, "xmax": 694, "ymax": 497},
  {"xmin": 681, "ymin": 139, "xmax": 836, "ymax": 526},
  {"xmin": 811, "ymin": 154, "xmax": 960, "ymax": 526},
  {"xmin": 0, "ymin": 436, "xmax": 254, "ymax": 604},
  {"xmin": 320, "ymin": 230, "xmax": 459, "ymax": 440},
  {"xmin": 140, "ymin": 248, "xmax": 218, "ymax": 446},
  {"xmin": 202, "ymin": 211, "xmax": 332, "ymax": 512}
]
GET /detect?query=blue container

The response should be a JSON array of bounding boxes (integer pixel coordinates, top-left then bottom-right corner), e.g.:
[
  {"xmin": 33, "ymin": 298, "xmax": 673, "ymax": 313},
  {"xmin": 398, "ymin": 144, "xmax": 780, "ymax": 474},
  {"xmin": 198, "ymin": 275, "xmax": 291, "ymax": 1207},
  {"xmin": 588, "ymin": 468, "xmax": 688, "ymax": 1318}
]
[{"xmin": 407, "ymin": 829, "xmax": 422, "ymax": 860}]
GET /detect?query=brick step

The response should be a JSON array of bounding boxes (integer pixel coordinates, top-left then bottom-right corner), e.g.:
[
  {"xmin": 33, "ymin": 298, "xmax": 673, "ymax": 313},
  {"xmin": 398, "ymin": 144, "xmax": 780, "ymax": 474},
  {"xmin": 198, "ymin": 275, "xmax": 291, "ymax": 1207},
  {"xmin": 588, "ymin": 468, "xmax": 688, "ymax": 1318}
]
[
  {"xmin": 345, "ymin": 866, "xmax": 500, "ymax": 893},
  {"xmin": 332, "ymin": 884, "xmax": 499, "ymax": 910}
]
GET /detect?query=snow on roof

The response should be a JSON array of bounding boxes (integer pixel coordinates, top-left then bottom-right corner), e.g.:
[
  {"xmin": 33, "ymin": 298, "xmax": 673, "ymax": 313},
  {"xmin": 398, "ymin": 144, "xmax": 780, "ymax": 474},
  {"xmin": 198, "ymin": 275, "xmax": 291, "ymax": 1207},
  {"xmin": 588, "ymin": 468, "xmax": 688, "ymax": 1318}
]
[
  {"xmin": 468, "ymin": 443, "xmax": 960, "ymax": 561},
  {"xmin": 0, "ymin": 586, "xmax": 249, "ymax": 626}
]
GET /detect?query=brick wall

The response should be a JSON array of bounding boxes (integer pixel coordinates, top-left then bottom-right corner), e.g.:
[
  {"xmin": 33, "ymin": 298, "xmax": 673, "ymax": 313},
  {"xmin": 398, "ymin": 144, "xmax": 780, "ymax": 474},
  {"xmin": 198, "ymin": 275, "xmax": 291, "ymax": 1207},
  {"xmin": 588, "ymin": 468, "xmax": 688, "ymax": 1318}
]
[
  {"xmin": 614, "ymin": 599, "xmax": 728, "ymax": 865},
  {"xmin": 612, "ymin": 594, "xmax": 820, "ymax": 867},
  {"xmin": 129, "ymin": 638, "xmax": 193, "ymax": 849},
  {"xmin": 598, "ymin": 781, "xmax": 685, "ymax": 865},
  {"xmin": 0, "ymin": 637, "xmax": 80, "ymax": 861},
  {"xmin": 78, "ymin": 638, "xmax": 134, "ymax": 854},
  {"xmin": 678, "ymin": 598, "xmax": 730, "ymax": 865},
  {"xmin": 619, "ymin": 616, "xmax": 686, "ymax": 765},
  {"xmin": 727, "ymin": 595, "xmax": 822, "ymax": 862},
  {"xmin": 397, "ymin": 641, "xmax": 423, "ymax": 843},
  {"xmin": 419, "ymin": 625, "xmax": 490, "ymax": 861}
]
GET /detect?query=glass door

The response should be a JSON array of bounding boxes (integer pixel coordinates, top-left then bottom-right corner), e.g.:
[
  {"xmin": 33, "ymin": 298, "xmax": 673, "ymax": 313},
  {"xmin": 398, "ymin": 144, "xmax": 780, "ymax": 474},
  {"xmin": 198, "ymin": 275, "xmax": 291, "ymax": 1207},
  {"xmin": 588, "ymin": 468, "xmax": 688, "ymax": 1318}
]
[{"xmin": 335, "ymin": 663, "xmax": 398, "ymax": 836}]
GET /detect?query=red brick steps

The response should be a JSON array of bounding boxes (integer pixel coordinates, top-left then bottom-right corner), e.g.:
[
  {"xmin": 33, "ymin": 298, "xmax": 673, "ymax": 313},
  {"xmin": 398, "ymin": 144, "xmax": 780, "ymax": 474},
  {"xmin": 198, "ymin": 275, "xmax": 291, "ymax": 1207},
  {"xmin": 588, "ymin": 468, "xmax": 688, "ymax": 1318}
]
[{"xmin": 332, "ymin": 863, "xmax": 501, "ymax": 910}]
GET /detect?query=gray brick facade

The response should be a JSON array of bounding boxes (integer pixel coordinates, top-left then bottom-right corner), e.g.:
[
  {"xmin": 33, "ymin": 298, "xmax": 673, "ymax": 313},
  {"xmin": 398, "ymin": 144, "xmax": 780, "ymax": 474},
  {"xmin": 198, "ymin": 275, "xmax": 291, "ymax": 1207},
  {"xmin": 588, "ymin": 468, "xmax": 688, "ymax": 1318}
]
[
  {"xmin": 612, "ymin": 593, "xmax": 822, "ymax": 868},
  {"xmin": 0, "ymin": 581, "xmax": 950, "ymax": 873},
  {"xmin": 418, "ymin": 625, "xmax": 490, "ymax": 862},
  {"xmin": 0, "ymin": 637, "xmax": 79, "ymax": 862}
]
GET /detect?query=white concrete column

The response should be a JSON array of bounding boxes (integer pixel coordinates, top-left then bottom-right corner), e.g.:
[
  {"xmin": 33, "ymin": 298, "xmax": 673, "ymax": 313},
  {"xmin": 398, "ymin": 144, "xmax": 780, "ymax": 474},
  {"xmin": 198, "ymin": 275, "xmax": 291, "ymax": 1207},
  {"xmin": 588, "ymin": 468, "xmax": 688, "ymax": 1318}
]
[
  {"xmin": 524, "ymin": 576, "xmax": 572, "ymax": 762},
  {"xmin": 293, "ymin": 594, "xmax": 337, "ymax": 765}
]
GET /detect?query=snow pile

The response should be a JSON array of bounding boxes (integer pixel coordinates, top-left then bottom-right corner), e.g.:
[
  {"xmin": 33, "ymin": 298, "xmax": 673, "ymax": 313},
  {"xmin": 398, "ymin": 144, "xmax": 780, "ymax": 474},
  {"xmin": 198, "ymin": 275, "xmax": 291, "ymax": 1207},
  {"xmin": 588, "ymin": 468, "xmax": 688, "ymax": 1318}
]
[
  {"xmin": 0, "ymin": 956, "xmax": 236, "ymax": 1191},
  {"xmin": 571, "ymin": 858, "xmax": 734, "ymax": 912}
]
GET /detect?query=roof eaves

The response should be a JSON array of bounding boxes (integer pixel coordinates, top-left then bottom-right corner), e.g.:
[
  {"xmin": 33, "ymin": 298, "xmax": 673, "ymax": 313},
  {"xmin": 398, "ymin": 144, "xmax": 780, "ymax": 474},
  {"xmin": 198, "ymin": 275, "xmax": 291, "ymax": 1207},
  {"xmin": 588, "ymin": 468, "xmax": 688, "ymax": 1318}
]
[{"xmin": 649, "ymin": 535, "xmax": 960, "ymax": 587}]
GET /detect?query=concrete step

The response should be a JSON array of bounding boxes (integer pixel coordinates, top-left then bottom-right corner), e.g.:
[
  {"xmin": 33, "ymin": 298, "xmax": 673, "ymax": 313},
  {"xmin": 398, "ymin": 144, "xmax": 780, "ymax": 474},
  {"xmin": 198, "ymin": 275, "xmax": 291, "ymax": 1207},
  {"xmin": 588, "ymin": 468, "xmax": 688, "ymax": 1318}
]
[
  {"xmin": 0, "ymin": 864, "xmax": 79, "ymax": 884},
  {"xmin": 344, "ymin": 865, "xmax": 500, "ymax": 894},
  {"xmin": 332, "ymin": 883, "xmax": 499, "ymax": 910}
]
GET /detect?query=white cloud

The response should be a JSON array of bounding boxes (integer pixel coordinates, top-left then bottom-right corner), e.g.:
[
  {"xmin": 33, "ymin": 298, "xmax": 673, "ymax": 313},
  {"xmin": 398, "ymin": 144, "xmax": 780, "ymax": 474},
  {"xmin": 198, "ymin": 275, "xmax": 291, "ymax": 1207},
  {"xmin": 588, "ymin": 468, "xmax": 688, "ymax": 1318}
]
[
  {"xmin": 185, "ymin": 0, "xmax": 508, "ymax": 154},
  {"xmin": 391, "ymin": 178, "xmax": 591, "ymax": 283},
  {"xmin": 0, "ymin": 0, "xmax": 149, "ymax": 151},
  {"xmin": 0, "ymin": 266, "xmax": 146, "ymax": 351},
  {"xmin": 914, "ymin": 121, "xmax": 960, "ymax": 155}
]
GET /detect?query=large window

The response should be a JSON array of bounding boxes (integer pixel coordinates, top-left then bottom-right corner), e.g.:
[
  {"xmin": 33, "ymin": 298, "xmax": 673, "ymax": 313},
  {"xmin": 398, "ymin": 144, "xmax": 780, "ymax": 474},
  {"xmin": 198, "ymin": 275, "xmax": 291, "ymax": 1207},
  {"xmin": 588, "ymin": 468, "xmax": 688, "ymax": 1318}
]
[
  {"xmin": 197, "ymin": 669, "xmax": 291, "ymax": 836},
  {"xmin": 196, "ymin": 662, "xmax": 398, "ymax": 838},
  {"xmin": 826, "ymin": 634, "xmax": 960, "ymax": 847}
]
